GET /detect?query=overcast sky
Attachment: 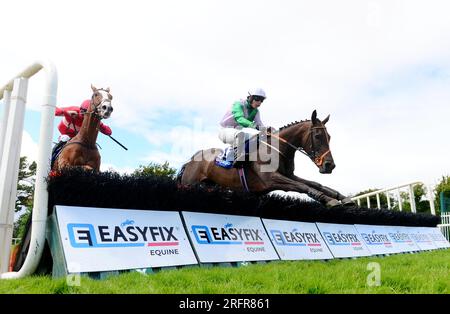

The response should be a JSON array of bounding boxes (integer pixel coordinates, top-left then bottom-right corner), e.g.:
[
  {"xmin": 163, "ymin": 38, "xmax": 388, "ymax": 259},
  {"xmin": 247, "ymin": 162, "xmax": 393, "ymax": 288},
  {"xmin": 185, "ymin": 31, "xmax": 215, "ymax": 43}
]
[{"xmin": 1, "ymin": 0, "xmax": 449, "ymax": 196}]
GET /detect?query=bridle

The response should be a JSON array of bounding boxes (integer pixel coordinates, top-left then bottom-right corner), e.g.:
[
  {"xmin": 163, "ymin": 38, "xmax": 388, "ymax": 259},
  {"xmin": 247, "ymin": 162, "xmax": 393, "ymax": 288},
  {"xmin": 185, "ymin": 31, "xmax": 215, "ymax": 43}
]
[
  {"xmin": 85, "ymin": 88, "xmax": 112, "ymax": 118},
  {"xmin": 266, "ymin": 125, "xmax": 331, "ymax": 167}
]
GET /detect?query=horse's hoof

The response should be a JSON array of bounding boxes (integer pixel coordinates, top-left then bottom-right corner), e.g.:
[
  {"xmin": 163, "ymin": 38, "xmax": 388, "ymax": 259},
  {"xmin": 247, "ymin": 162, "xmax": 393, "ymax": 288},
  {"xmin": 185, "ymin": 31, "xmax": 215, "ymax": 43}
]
[{"xmin": 326, "ymin": 199, "xmax": 341, "ymax": 208}]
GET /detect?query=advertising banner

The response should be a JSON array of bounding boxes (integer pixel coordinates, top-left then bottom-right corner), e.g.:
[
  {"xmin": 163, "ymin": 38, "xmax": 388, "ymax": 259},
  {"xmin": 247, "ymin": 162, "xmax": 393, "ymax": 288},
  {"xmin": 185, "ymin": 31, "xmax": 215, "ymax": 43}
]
[
  {"xmin": 262, "ymin": 219, "xmax": 333, "ymax": 260},
  {"xmin": 407, "ymin": 227, "xmax": 437, "ymax": 251},
  {"xmin": 384, "ymin": 226, "xmax": 420, "ymax": 253},
  {"xmin": 55, "ymin": 206, "xmax": 198, "ymax": 273},
  {"xmin": 421, "ymin": 227, "xmax": 450, "ymax": 249},
  {"xmin": 182, "ymin": 211, "xmax": 279, "ymax": 263},
  {"xmin": 315, "ymin": 223, "xmax": 371, "ymax": 258},
  {"xmin": 354, "ymin": 225, "xmax": 402, "ymax": 255}
]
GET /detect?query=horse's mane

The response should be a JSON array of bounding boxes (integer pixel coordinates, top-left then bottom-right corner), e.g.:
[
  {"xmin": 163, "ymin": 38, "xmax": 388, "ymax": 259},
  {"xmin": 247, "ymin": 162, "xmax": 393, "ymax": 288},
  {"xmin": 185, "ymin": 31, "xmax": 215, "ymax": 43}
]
[{"xmin": 279, "ymin": 119, "xmax": 310, "ymax": 131}]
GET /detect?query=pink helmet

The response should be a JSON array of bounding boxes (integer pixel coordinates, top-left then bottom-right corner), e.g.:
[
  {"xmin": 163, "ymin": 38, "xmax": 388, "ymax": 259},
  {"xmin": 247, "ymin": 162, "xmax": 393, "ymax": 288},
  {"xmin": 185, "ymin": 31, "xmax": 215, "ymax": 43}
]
[{"xmin": 80, "ymin": 100, "xmax": 90, "ymax": 111}]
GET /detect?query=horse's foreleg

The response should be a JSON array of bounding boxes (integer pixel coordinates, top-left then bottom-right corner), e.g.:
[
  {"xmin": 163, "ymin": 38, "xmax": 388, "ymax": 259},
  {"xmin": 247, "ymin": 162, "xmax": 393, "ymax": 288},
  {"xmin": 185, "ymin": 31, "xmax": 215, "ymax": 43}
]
[
  {"xmin": 290, "ymin": 175, "xmax": 347, "ymax": 200},
  {"xmin": 269, "ymin": 173, "xmax": 340, "ymax": 207}
]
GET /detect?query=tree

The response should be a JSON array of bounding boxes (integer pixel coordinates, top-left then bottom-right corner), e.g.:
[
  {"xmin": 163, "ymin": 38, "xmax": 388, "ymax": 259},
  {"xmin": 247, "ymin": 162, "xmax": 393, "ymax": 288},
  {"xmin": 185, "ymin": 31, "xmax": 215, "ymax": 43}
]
[
  {"xmin": 132, "ymin": 161, "xmax": 177, "ymax": 179},
  {"xmin": 395, "ymin": 184, "xmax": 430, "ymax": 213},
  {"xmin": 434, "ymin": 175, "xmax": 450, "ymax": 215},
  {"xmin": 13, "ymin": 157, "xmax": 36, "ymax": 238}
]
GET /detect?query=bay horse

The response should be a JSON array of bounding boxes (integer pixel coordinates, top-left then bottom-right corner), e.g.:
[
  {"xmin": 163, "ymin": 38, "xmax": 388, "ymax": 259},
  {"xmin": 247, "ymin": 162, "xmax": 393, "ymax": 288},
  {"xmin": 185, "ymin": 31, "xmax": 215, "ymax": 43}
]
[
  {"xmin": 53, "ymin": 85, "xmax": 114, "ymax": 172},
  {"xmin": 178, "ymin": 110, "xmax": 353, "ymax": 208}
]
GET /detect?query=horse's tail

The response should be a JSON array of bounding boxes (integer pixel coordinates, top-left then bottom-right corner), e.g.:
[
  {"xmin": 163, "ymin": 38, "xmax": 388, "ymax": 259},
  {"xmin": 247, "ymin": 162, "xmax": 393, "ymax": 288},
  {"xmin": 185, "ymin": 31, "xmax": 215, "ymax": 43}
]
[{"xmin": 176, "ymin": 150, "xmax": 203, "ymax": 184}]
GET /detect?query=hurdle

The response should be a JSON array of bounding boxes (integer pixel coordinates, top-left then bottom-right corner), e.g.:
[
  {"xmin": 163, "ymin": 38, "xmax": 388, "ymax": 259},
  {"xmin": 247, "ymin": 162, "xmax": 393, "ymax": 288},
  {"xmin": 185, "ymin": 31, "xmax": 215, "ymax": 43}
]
[{"xmin": 0, "ymin": 60, "xmax": 58, "ymax": 279}]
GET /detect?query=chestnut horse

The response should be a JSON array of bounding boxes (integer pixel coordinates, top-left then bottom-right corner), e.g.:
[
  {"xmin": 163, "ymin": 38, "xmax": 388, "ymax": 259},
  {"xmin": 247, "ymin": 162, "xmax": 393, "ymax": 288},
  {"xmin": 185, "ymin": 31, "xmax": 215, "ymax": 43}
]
[
  {"xmin": 53, "ymin": 85, "xmax": 114, "ymax": 172},
  {"xmin": 178, "ymin": 110, "xmax": 353, "ymax": 208}
]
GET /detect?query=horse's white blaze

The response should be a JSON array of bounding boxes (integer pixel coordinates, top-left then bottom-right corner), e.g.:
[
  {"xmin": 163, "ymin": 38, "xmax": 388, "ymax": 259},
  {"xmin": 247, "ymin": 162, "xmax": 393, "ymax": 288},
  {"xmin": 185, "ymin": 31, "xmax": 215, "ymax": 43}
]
[{"xmin": 97, "ymin": 89, "xmax": 113, "ymax": 119}]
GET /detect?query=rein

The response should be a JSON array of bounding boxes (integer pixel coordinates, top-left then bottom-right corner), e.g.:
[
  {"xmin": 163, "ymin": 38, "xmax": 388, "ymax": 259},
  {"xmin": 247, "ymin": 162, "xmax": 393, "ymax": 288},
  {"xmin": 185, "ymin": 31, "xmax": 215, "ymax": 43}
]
[
  {"xmin": 309, "ymin": 126, "xmax": 331, "ymax": 167},
  {"xmin": 264, "ymin": 126, "xmax": 331, "ymax": 167}
]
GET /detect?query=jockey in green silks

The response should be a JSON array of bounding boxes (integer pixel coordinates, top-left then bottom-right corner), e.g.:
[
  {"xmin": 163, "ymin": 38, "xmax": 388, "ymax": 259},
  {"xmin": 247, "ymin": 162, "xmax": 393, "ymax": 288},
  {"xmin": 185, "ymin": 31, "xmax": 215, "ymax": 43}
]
[{"xmin": 218, "ymin": 88, "xmax": 267, "ymax": 167}]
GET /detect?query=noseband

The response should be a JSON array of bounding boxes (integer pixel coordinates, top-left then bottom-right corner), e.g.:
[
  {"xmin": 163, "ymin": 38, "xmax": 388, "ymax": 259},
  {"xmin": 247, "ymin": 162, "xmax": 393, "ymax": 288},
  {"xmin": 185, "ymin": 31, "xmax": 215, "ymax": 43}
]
[{"xmin": 309, "ymin": 126, "xmax": 331, "ymax": 167}]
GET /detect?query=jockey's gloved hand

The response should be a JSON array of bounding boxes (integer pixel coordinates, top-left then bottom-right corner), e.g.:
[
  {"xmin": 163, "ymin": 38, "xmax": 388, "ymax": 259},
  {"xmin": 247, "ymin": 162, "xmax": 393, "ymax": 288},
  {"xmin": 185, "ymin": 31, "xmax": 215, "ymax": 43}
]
[{"xmin": 255, "ymin": 125, "xmax": 260, "ymax": 130}]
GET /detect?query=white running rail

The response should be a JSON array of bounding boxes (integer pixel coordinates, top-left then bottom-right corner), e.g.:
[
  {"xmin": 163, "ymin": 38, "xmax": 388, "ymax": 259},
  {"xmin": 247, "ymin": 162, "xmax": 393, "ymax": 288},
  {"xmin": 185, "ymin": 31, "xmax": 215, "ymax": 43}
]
[
  {"xmin": 438, "ymin": 213, "xmax": 450, "ymax": 241},
  {"xmin": 351, "ymin": 181, "xmax": 436, "ymax": 215},
  {"xmin": 0, "ymin": 60, "xmax": 57, "ymax": 279}
]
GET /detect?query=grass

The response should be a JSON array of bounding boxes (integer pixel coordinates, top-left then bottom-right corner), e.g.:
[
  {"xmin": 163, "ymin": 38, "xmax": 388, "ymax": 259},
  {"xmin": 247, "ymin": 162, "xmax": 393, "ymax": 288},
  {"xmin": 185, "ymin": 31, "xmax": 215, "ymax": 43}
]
[{"xmin": 0, "ymin": 250, "xmax": 449, "ymax": 294}]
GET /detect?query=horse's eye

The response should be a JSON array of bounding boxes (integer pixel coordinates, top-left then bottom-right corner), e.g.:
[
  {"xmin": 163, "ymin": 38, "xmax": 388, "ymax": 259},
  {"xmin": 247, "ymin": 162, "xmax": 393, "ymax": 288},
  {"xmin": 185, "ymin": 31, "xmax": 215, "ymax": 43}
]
[{"xmin": 94, "ymin": 93, "xmax": 98, "ymax": 96}]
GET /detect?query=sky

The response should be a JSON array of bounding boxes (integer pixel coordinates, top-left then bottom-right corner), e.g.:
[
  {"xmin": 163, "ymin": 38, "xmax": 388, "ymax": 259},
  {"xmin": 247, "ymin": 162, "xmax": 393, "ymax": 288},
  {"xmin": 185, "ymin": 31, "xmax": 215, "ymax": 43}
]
[{"xmin": 1, "ymin": 0, "xmax": 450, "ymax": 197}]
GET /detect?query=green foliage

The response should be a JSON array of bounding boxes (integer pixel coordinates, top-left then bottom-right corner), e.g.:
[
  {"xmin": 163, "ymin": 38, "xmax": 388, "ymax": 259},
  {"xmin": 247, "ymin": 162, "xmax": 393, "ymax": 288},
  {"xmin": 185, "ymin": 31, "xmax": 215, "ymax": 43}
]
[
  {"xmin": 16, "ymin": 157, "xmax": 36, "ymax": 212},
  {"xmin": 434, "ymin": 175, "xmax": 450, "ymax": 214},
  {"xmin": 13, "ymin": 157, "xmax": 36, "ymax": 238},
  {"xmin": 0, "ymin": 250, "xmax": 449, "ymax": 293},
  {"xmin": 395, "ymin": 184, "xmax": 430, "ymax": 213},
  {"xmin": 132, "ymin": 161, "xmax": 177, "ymax": 179}
]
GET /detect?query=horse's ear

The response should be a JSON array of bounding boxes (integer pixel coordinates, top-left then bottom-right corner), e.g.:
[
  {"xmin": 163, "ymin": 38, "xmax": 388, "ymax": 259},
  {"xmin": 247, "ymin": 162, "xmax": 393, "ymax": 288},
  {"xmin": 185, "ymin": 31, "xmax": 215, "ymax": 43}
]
[
  {"xmin": 322, "ymin": 114, "xmax": 330, "ymax": 125},
  {"xmin": 91, "ymin": 84, "xmax": 97, "ymax": 92},
  {"xmin": 105, "ymin": 87, "xmax": 110, "ymax": 93},
  {"xmin": 311, "ymin": 110, "xmax": 318, "ymax": 124}
]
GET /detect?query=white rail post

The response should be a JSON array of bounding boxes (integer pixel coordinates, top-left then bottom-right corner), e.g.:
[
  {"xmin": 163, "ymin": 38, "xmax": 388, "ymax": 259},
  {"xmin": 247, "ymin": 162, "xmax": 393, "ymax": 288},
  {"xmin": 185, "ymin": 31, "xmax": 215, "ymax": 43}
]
[
  {"xmin": 0, "ymin": 60, "xmax": 57, "ymax": 279},
  {"xmin": 386, "ymin": 192, "xmax": 391, "ymax": 209},
  {"xmin": 409, "ymin": 184, "xmax": 417, "ymax": 213},
  {"xmin": 397, "ymin": 188, "xmax": 403, "ymax": 212},
  {"xmin": 0, "ymin": 78, "xmax": 28, "ymax": 273},
  {"xmin": 351, "ymin": 181, "xmax": 437, "ymax": 215},
  {"xmin": 427, "ymin": 185, "xmax": 435, "ymax": 215},
  {"xmin": 0, "ymin": 90, "xmax": 12, "ymax": 166}
]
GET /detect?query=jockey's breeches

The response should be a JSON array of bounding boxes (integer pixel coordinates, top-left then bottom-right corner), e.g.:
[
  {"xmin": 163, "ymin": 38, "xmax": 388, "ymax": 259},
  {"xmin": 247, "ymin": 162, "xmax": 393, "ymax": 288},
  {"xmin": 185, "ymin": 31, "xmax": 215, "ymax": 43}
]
[{"xmin": 218, "ymin": 127, "xmax": 260, "ymax": 146}]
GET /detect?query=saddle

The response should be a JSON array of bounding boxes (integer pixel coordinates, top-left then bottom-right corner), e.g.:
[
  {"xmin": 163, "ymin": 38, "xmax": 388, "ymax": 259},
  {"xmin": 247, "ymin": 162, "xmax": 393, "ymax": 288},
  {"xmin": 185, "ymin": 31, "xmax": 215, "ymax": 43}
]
[{"xmin": 215, "ymin": 136, "xmax": 261, "ymax": 169}]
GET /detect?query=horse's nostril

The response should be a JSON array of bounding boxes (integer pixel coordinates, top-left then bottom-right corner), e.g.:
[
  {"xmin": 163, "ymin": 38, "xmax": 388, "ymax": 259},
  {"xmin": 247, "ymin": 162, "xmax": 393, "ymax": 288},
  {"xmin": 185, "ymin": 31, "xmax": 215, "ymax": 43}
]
[{"xmin": 324, "ymin": 161, "xmax": 334, "ymax": 171}]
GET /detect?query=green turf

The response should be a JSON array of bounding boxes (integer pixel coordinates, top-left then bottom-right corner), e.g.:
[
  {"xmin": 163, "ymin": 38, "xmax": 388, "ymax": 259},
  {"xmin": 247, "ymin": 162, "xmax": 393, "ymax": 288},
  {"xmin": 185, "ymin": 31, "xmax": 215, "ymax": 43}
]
[{"xmin": 1, "ymin": 250, "xmax": 449, "ymax": 294}]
